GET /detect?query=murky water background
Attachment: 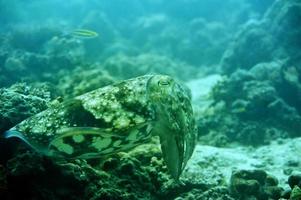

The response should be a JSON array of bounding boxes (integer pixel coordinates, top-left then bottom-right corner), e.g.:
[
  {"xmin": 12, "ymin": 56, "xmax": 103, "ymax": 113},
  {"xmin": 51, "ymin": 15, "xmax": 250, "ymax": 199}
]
[{"xmin": 1, "ymin": 0, "xmax": 301, "ymax": 199}]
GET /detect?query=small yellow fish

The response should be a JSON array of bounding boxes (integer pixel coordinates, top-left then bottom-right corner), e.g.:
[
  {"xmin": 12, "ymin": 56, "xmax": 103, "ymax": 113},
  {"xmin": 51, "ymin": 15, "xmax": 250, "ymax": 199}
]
[{"xmin": 71, "ymin": 29, "xmax": 99, "ymax": 39}]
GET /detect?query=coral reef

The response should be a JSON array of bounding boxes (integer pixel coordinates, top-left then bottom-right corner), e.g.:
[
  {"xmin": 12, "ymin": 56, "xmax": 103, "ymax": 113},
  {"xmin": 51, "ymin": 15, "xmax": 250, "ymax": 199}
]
[
  {"xmin": 131, "ymin": 16, "xmax": 232, "ymax": 67},
  {"xmin": 0, "ymin": 82, "xmax": 56, "ymax": 164},
  {"xmin": 198, "ymin": 67, "xmax": 301, "ymax": 146},
  {"xmin": 0, "ymin": 0, "xmax": 271, "ymax": 90},
  {"xmin": 2, "ymin": 144, "xmax": 167, "ymax": 200},
  {"xmin": 221, "ymin": 0, "xmax": 301, "ymax": 74},
  {"xmin": 230, "ymin": 169, "xmax": 283, "ymax": 199},
  {"xmin": 174, "ymin": 186, "xmax": 234, "ymax": 200},
  {"xmin": 197, "ymin": 0, "xmax": 301, "ymax": 146},
  {"xmin": 6, "ymin": 142, "xmax": 287, "ymax": 200},
  {"xmin": 0, "ymin": 142, "xmax": 228, "ymax": 200},
  {"xmin": 0, "ymin": 83, "xmax": 54, "ymax": 133},
  {"xmin": 58, "ymin": 64, "xmax": 115, "ymax": 98},
  {"xmin": 0, "ymin": 27, "xmax": 85, "ymax": 87}
]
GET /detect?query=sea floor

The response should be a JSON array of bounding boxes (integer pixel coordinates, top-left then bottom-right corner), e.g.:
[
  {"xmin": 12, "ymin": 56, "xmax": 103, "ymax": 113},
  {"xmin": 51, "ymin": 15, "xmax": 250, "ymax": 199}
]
[{"xmin": 185, "ymin": 138, "xmax": 301, "ymax": 189}]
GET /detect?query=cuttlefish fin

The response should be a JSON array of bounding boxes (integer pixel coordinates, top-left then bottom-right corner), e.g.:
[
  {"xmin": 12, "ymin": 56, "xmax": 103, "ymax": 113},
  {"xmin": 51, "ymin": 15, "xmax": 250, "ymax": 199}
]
[
  {"xmin": 49, "ymin": 127, "xmax": 131, "ymax": 158},
  {"xmin": 3, "ymin": 130, "xmax": 24, "ymax": 139},
  {"xmin": 49, "ymin": 127, "xmax": 122, "ymax": 151},
  {"xmin": 55, "ymin": 127, "xmax": 121, "ymax": 139},
  {"xmin": 3, "ymin": 130, "xmax": 36, "ymax": 150},
  {"xmin": 159, "ymin": 134, "xmax": 183, "ymax": 180}
]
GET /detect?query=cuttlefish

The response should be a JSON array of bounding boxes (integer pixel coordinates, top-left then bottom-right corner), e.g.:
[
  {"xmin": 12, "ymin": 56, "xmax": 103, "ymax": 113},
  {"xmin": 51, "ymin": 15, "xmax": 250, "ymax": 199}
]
[{"xmin": 4, "ymin": 75, "xmax": 196, "ymax": 179}]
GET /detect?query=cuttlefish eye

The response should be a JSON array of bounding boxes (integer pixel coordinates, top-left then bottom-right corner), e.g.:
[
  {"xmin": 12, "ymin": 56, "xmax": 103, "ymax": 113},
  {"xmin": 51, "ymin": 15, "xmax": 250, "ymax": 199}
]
[
  {"xmin": 158, "ymin": 80, "xmax": 171, "ymax": 86},
  {"xmin": 146, "ymin": 75, "xmax": 175, "ymax": 99}
]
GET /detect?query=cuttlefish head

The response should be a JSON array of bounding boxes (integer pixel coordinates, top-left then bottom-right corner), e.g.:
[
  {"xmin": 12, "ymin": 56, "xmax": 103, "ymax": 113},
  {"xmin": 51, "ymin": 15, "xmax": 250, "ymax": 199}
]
[{"xmin": 146, "ymin": 75, "xmax": 196, "ymax": 180}]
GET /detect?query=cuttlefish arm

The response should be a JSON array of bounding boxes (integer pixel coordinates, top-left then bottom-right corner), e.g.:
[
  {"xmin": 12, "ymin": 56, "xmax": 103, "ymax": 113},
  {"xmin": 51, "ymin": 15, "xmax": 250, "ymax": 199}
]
[
  {"xmin": 157, "ymin": 103, "xmax": 196, "ymax": 180},
  {"xmin": 159, "ymin": 132, "xmax": 184, "ymax": 180},
  {"xmin": 152, "ymin": 107, "xmax": 186, "ymax": 180}
]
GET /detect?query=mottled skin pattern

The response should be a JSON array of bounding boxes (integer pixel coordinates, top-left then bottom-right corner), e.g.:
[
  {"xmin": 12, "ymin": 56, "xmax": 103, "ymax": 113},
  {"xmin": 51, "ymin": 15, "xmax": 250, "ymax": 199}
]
[{"xmin": 7, "ymin": 75, "xmax": 196, "ymax": 179}]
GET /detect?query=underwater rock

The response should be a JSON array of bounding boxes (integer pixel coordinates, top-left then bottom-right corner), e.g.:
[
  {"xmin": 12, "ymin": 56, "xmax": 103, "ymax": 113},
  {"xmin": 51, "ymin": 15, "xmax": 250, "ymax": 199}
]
[
  {"xmin": 0, "ymin": 83, "xmax": 53, "ymax": 133},
  {"xmin": 230, "ymin": 169, "xmax": 283, "ymax": 200},
  {"xmin": 246, "ymin": 60, "xmax": 301, "ymax": 119},
  {"xmin": 5, "ymin": 152, "xmax": 90, "ymax": 200},
  {"xmin": 221, "ymin": 22, "xmax": 275, "ymax": 74},
  {"xmin": 173, "ymin": 186, "xmax": 234, "ymax": 200},
  {"xmin": 58, "ymin": 64, "xmax": 116, "ymax": 97},
  {"xmin": 1, "ymin": 143, "xmax": 208, "ymax": 200},
  {"xmin": 265, "ymin": 0, "xmax": 301, "ymax": 59},
  {"xmin": 185, "ymin": 139, "xmax": 301, "ymax": 193},
  {"xmin": 197, "ymin": 68, "xmax": 301, "ymax": 146},
  {"xmin": 288, "ymin": 174, "xmax": 301, "ymax": 189},
  {"xmin": 141, "ymin": 0, "xmax": 274, "ymax": 68},
  {"xmin": 131, "ymin": 15, "xmax": 232, "ymax": 67},
  {"xmin": 1, "ymin": 49, "xmax": 62, "ymax": 86},
  {"xmin": 221, "ymin": 0, "xmax": 301, "ymax": 74},
  {"xmin": 0, "ymin": 82, "xmax": 57, "ymax": 164},
  {"xmin": 0, "ymin": 26, "xmax": 87, "ymax": 87},
  {"xmin": 45, "ymin": 36, "xmax": 85, "ymax": 65}
]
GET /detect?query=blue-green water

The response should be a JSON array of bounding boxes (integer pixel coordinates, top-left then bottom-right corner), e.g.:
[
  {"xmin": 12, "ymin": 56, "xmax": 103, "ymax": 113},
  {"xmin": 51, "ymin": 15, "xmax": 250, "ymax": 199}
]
[{"xmin": 0, "ymin": 0, "xmax": 301, "ymax": 199}]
